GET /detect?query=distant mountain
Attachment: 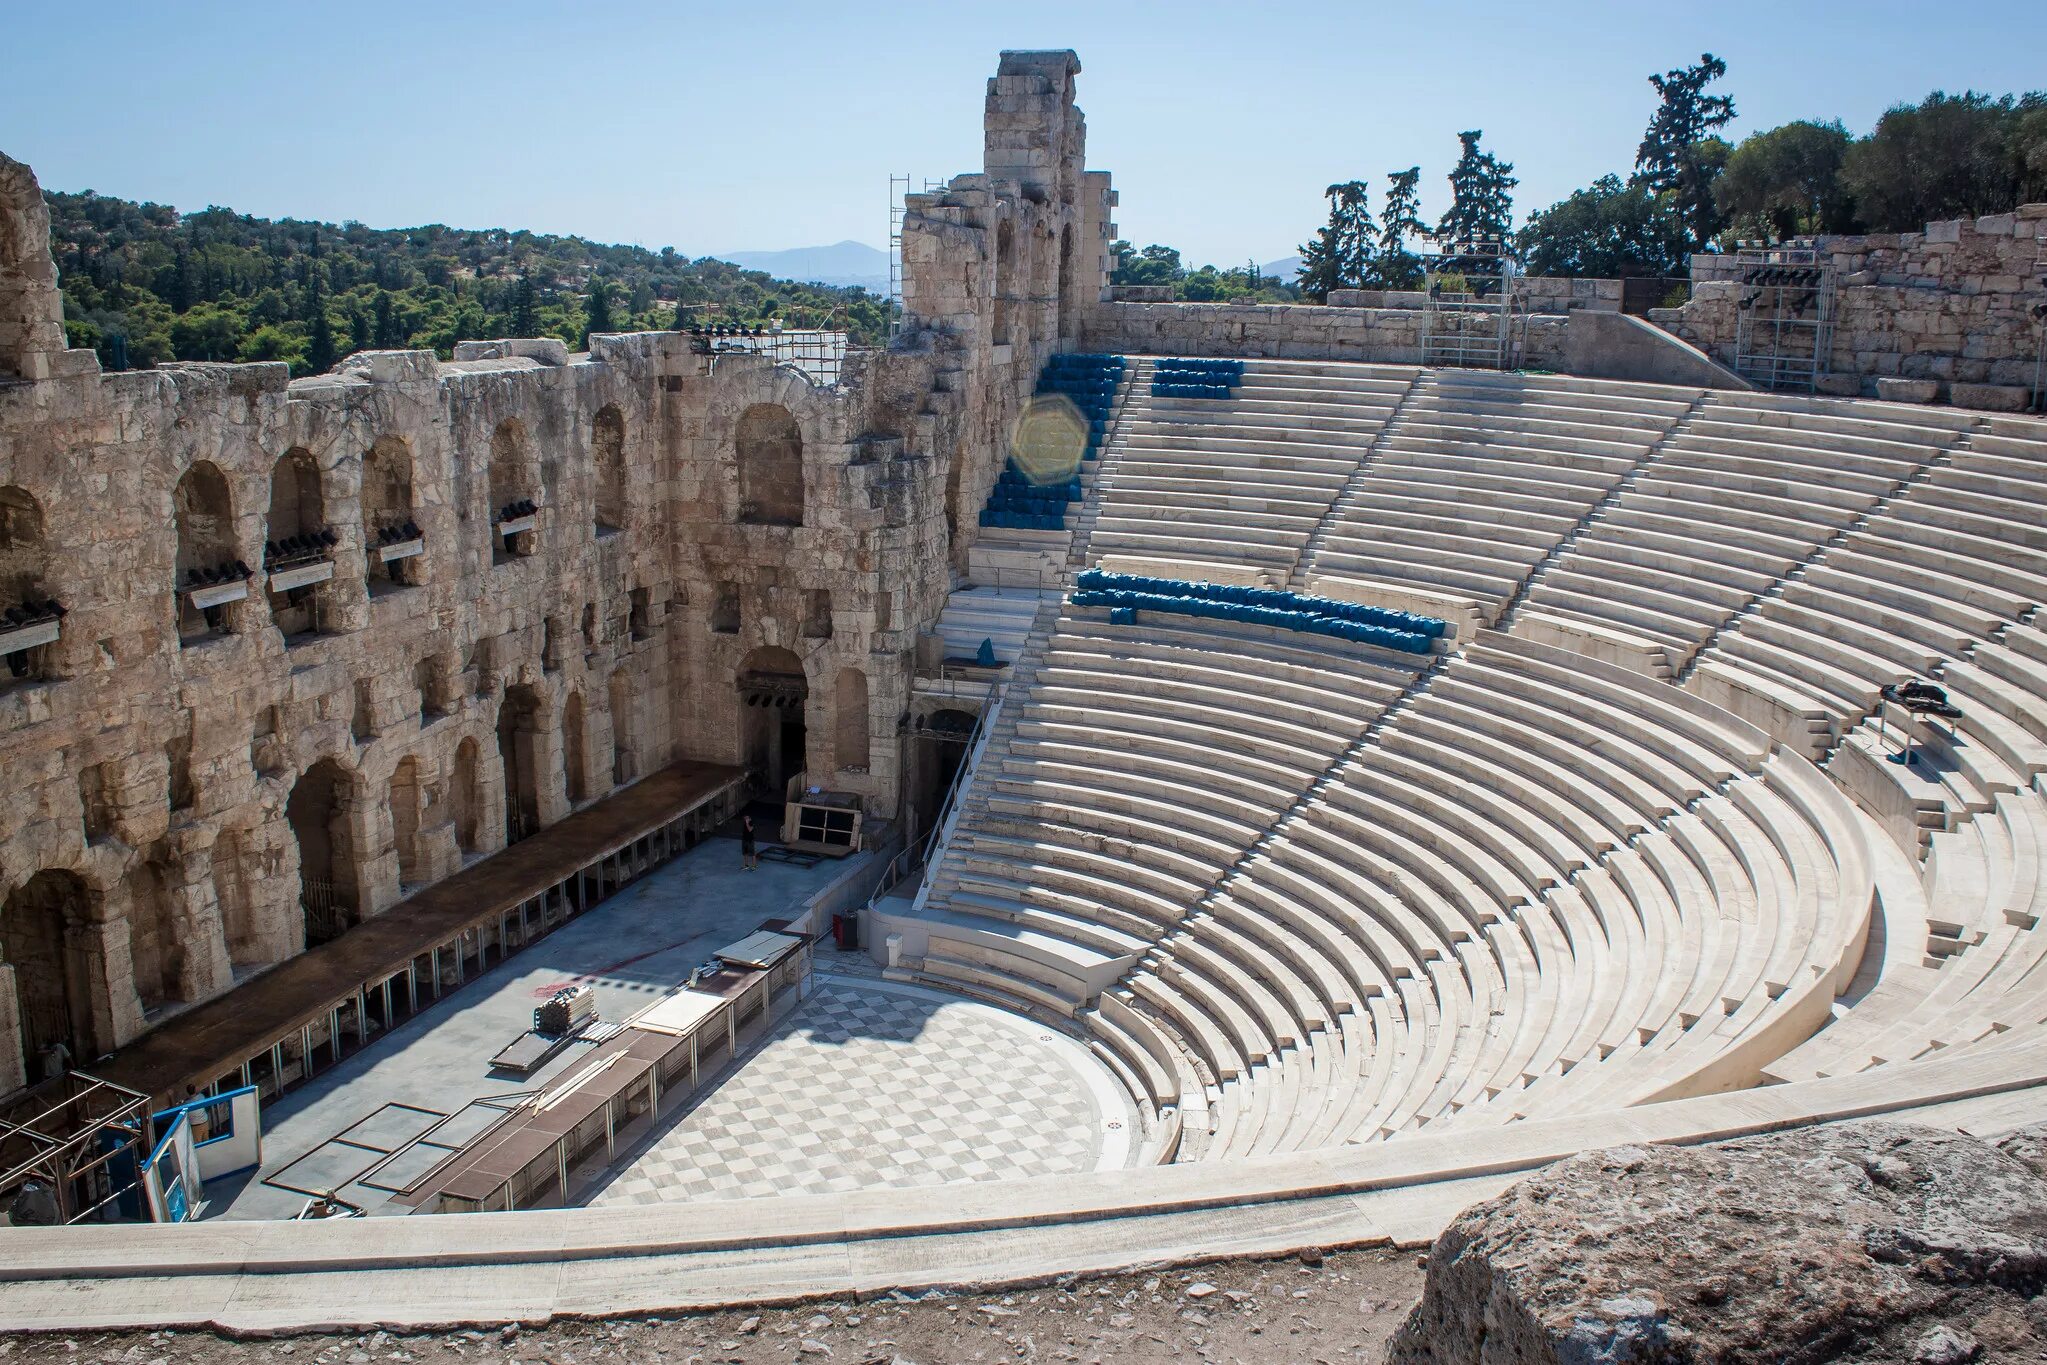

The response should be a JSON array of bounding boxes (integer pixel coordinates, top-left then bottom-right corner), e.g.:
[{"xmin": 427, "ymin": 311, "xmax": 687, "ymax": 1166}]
[
  {"xmin": 710, "ymin": 241, "xmax": 891, "ymax": 292},
  {"xmin": 1260, "ymin": 255, "xmax": 1303, "ymax": 283}
]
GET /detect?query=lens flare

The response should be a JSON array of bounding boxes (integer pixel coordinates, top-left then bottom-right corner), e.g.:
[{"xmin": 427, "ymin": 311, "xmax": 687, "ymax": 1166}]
[{"xmin": 1008, "ymin": 394, "xmax": 1087, "ymax": 486}]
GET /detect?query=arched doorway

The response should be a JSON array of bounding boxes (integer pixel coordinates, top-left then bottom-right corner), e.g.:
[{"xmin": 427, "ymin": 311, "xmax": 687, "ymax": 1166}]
[
  {"xmin": 287, "ymin": 759, "xmax": 356, "ymax": 947},
  {"xmin": 497, "ymin": 685, "xmax": 544, "ymax": 844},
  {"xmin": 451, "ymin": 738, "xmax": 483, "ymax": 856},
  {"xmin": 911, "ymin": 708, "xmax": 976, "ymax": 839},
  {"xmin": 737, "ymin": 646, "xmax": 808, "ymax": 798},
  {"xmin": 735, "ymin": 404, "xmax": 804, "ymax": 527},
  {"xmin": 2, "ymin": 870, "xmax": 94, "ymax": 1079}
]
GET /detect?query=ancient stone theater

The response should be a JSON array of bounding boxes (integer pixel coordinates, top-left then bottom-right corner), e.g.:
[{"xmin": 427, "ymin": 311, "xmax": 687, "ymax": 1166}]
[{"xmin": 5, "ymin": 49, "xmax": 2047, "ymax": 1331}]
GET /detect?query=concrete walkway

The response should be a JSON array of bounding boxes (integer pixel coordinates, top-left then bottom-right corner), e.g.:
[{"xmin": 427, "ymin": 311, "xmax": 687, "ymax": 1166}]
[{"xmin": 211, "ymin": 834, "xmax": 873, "ymax": 1219}]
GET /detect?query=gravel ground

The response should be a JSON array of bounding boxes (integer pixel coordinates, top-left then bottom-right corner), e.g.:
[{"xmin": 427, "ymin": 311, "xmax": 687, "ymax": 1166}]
[{"xmin": 0, "ymin": 1246, "xmax": 1425, "ymax": 1364}]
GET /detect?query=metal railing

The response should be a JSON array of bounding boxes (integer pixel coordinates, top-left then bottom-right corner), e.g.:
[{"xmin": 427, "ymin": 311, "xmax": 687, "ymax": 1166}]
[{"xmin": 864, "ymin": 675, "xmax": 1009, "ymax": 918}]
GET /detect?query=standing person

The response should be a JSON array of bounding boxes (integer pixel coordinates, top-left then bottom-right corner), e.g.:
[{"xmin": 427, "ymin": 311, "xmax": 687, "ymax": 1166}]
[{"xmin": 740, "ymin": 812, "xmax": 758, "ymax": 871}]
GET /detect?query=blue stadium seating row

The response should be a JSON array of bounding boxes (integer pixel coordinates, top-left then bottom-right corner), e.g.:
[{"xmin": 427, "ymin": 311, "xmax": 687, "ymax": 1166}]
[
  {"xmin": 1070, "ymin": 587, "xmax": 1437, "ymax": 655},
  {"xmin": 981, "ymin": 354, "xmax": 1128, "ymax": 531},
  {"xmin": 1151, "ymin": 356, "xmax": 1244, "ymax": 400},
  {"xmin": 1075, "ymin": 568, "xmax": 1448, "ymax": 638}
]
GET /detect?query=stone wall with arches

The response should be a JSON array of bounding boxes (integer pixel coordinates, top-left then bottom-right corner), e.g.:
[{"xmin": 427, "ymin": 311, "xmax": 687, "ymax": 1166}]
[{"xmin": 0, "ymin": 48, "xmax": 1106, "ymax": 1094}]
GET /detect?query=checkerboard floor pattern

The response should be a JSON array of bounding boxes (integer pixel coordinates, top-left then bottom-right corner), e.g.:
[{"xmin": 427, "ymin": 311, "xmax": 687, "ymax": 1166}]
[{"xmin": 585, "ymin": 979, "xmax": 1109, "ymax": 1205}]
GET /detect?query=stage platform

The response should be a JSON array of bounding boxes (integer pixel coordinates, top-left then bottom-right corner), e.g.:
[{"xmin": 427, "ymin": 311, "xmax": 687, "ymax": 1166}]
[{"xmin": 93, "ymin": 761, "xmax": 748, "ymax": 1109}]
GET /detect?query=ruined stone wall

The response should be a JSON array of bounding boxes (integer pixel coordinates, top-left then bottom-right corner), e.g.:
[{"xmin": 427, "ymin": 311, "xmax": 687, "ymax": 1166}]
[
  {"xmin": 0, "ymin": 48, "xmax": 1101, "ymax": 1094},
  {"xmin": 1655, "ymin": 206, "xmax": 2047, "ymax": 401},
  {"xmin": 899, "ymin": 50, "xmax": 1110, "ymax": 573}
]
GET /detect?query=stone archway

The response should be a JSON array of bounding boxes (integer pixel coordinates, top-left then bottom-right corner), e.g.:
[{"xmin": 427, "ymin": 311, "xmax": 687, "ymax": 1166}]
[
  {"xmin": 124, "ymin": 861, "xmax": 184, "ymax": 1016},
  {"xmin": 287, "ymin": 759, "xmax": 357, "ymax": 947},
  {"xmin": 2, "ymin": 870, "xmax": 95, "ymax": 1079},
  {"xmin": 266, "ymin": 446, "xmax": 330, "ymax": 639},
  {"xmin": 735, "ymin": 404, "xmax": 804, "ymax": 527},
  {"xmin": 737, "ymin": 646, "xmax": 808, "ymax": 797},
  {"xmin": 497, "ymin": 685, "xmax": 545, "ymax": 844},
  {"xmin": 174, "ymin": 461, "xmax": 240, "ymax": 642},
  {"xmin": 362, "ymin": 435, "xmax": 419, "ymax": 590}
]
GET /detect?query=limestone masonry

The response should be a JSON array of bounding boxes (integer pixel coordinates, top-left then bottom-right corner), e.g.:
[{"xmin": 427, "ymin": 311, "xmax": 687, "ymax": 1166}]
[{"xmin": 12, "ymin": 48, "xmax": 2047, "ymax": 1349}]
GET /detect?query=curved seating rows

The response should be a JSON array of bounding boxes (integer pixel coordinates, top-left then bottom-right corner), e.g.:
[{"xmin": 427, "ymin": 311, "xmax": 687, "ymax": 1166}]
[
  {"xmin": 1302, "ymin": 370, "xmax": 1694, "ymax": 624},
  {"xmin": 928, "ymin": 356, "xmax": 2047, "ymax": 1167},
  {"xmin": 1083, "ymin": 358, "xmax": 1415, "ymax": 578}
]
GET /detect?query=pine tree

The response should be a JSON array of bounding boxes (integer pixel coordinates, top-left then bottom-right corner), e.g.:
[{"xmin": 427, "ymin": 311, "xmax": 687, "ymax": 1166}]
[
  {"xmin": 305, "ymin": 277, "xmax": 337, "ymax": 375},
  {"xmin": 1296, "ymin": 181, "xmax": 1375, "ymax": 302},
  {"xmin": 509, "ymin": 274, "xmax": 539, "ymax": 337},
  {"xmin": 581, "ymin": 276, "xmax": 614, "ymax": 347},
  {"xmin": 348, "ymin": 304, "xmax": 371, "ymax": 352},
  {"xmin": 1438, "ymin": 131, "xmax": 1519, "ymax": 244},
  {"xmin": 372, "ymin": 290, "xmax": 402, "ymax": 348},
  {"xmin": 1371, "ymin": 167, "xmax": 1426, "ymax": 289},
  {"xmin": 1635, "ymin": 53, "xmax": 1737, "ymax": 252}
]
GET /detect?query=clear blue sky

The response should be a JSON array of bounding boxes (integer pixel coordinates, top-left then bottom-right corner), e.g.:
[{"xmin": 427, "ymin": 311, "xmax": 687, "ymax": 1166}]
[{"xmin": 4, "ymin": 0, "xmax": 2044, "ymax": 267}]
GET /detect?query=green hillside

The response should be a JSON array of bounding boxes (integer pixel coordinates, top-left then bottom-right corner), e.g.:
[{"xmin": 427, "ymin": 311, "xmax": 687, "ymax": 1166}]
[{"xmin": 45, "ymin": 190, "xmax": 895, "ymax": 375}]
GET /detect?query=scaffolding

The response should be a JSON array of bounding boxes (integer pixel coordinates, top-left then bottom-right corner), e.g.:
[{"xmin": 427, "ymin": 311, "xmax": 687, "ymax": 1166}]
[
  {"xmin": 0, "ymin": 1072, "xmax": 155, "ymax": 1224},
  {"xmin": 1730, "ymin": 241, "xmax": 1838, "ymax": 392},
  {"xmin": 1418, "ymin": 236, "xmax": 1519, "ymax": 370},
  {"xmin": 887, "ymin": 175, "xmax": 944, "ymax": 342},
  {"xmin": 678, "ymin": 312, "xmax": 848, "ymax": 388}
]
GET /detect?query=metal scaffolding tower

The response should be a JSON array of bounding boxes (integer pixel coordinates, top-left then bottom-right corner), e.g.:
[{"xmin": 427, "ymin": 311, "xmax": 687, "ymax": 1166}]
[
  {"xmin": 888, "ymin": 175, "xmax": 909, "ymax": 342},
  {"xmin": 1730, "ymin": 241, "xmax": 1838, "ymax": 392},
  {"xmin": 1418, "ymin": 236, "xmax": 1519, "ymax": 370}
]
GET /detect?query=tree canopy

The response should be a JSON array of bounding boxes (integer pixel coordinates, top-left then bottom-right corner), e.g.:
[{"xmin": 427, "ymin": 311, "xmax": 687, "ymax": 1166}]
[
  {"xmin": 1714, "ymin": 120, "xmax": 1856, "ymax": 240},
  {"xmin": 46, "ymin": 190, "xmax": 895, "ymax": 375},
  {"xmin": 1110, "ymin": 240, "xmax": 1297, "ymax": 302},
  {"xmin": 1635, "ymin": 53, "xmax": 1738, "ymax": 251},
  {"xmin": 1437, "ymin": 132, "xmax": 1518, "ymax": 244}
]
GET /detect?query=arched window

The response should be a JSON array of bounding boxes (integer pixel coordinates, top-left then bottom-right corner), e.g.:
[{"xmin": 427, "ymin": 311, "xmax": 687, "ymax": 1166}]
[
  {"xmin": 735, "ymin": 403, "xmax": 804, "ymax": 527},
  {"xmin": 488, "ymin": 418, "xmax": 538, "ymax": 562},
  {"xmin": 834, "ymin": 668, "xmax": 870, "ymax": 773},
  {"xmin": 993, "ymin": 219, "xmax": 1017, "ymax": 346},
  {"xmin": 126, "ymin": 862, "xmax": 183, "ymax": 1016},
  {"xmin": 0, "ymin": 484, "xmax": 55, "ymax": 683},
  {"xmin": 592, "ymin": 405, "xmax": 626, "ymax": 535},
  {"xmin": 174, "ymin": 462, "xmax": 243, "ymax": 643},
  {"xmin": 738, "ymin": 646, "xmax": 808, "ymax": 794},
  {"xmin": 362, "ymin": 435, "xmax": 420, "ymax": 591},
  {"xmin": 266, "ymin": 447, "xmax": 334, "ymax": 640}
]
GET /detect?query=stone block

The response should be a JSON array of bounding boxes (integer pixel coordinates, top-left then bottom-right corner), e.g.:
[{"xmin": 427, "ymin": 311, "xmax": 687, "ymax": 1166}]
[
  {"xmin": 1950, "ymin": 381, "xmax": 2031, "ymax": 412},
  {"xmin": 1875, "ymin": 377, "xmax": 1939, "ymax": 404}
]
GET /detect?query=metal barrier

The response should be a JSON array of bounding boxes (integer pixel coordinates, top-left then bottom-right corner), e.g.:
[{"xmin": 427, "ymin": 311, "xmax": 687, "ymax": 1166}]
[{"xmin": 865, "ymin": 674, "xmax": 1009, "ymax": 919}]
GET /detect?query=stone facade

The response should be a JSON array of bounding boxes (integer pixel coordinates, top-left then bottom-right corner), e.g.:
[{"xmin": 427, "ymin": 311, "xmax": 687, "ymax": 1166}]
[
  {"xmin": 1656, "ymin": 206, "xmax": 2047, "ymax": 401},
  {"xmin": 0, "ymin": 51, "xmax": 1106, "ymax": 1094}
]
